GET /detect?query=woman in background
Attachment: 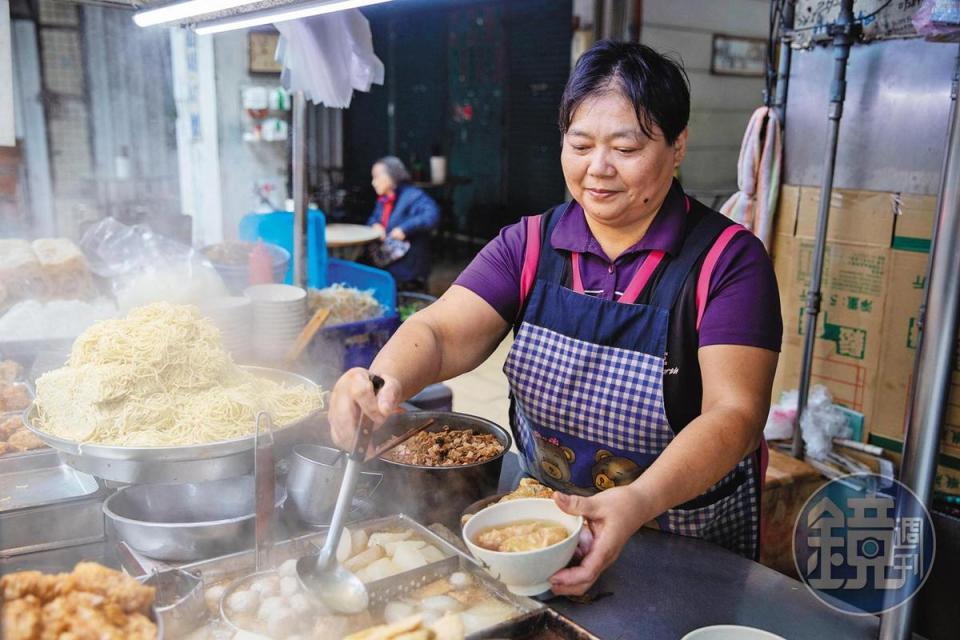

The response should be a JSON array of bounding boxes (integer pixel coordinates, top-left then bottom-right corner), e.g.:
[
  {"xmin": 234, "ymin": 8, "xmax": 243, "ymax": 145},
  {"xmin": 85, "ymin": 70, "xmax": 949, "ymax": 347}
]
[{"xmin": 368, "ymin": 156, "xmax": 440, "ymax": 292}]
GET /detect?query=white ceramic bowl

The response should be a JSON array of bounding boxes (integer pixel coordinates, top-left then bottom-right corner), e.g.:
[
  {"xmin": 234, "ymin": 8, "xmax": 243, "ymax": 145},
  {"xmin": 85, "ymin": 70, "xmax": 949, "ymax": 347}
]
[
  {"xmin": 462, "ymin": 497, "xmax": 582, "ymax": 596},
  {"xmin": 681, "ymin": 626, "xmax": 786, "ymax": 640},
  {"xmin": 244, "ymin": 284, "xmax": 307, "ymax": 303}
]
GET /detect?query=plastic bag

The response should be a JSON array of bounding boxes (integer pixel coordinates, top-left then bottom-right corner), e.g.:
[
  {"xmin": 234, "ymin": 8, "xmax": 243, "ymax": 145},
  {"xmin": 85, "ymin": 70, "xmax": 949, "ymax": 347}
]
[
  {"xmin": 763, "ymin": 390, "xmax": 798, "ymax": 441},
  {"xmin": 913, "ymin": 0, "xmax": 960, "ymax": 39},
  {"xmin": 764, "ymin": 386, "xmax": 854, "ymax": 461},
  {"xmin": 79, "ymin": 218, "xmax": 227, "ymax": 312},
  {"xmin": 800, "ymin": 385, "xmax": 853, "ymax": 461}
]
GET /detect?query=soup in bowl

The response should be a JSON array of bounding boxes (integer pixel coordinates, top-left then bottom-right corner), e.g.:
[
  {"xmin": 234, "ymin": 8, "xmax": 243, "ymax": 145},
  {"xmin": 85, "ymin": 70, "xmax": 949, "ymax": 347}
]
[{"xmin": 462, "ymin": 498, "xmax": 582, "ymax": 596}]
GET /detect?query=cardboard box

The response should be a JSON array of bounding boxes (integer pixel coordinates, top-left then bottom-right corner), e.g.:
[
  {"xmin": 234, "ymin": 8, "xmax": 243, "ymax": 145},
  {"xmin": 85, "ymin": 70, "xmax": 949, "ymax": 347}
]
[
  {"xmin": 771, "ymin": 187, "xmax": 893, "ymax": 421},
  {"xmin": 868, "ymin": 435, "xmax": 960, "ymax": 497},
  {"xmin": 795, "ymin": 187, "xmax": 896, "ymax": 247},
  {"xmin": 772, "ymin": 185, "xmax": 960, "ymax": 492}
]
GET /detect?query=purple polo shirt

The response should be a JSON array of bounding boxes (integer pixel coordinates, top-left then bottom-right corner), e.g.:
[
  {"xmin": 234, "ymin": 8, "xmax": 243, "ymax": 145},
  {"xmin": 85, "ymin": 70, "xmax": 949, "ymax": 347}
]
[{"xmin": 454, "ymin": 183, "xmax": 782, "ymax": 352}]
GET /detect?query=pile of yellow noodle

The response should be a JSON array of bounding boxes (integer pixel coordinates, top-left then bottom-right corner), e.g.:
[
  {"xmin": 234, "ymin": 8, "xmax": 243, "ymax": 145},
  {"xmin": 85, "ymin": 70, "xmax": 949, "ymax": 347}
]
[{"xmin": 34, "ymin": 302, "xmax": 324, "ymax": 446}]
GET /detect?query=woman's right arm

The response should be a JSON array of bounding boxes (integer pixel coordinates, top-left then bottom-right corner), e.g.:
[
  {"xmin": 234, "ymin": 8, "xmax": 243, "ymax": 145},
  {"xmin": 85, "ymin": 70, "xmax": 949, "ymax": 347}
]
[{"xmin": 328, "ymin": 285, "xmax": 510, "ymax": 447}]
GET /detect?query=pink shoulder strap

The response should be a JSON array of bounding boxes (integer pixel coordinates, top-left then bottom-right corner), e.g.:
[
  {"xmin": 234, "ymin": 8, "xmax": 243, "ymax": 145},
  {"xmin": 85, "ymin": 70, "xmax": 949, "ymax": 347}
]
[
  {"xmin": 696, "ymin": 224, "xmax": 747, "ymax": 331},
  {"xmin": 519, "ymin": 215, "xmax": 543, "ymax": 310}
]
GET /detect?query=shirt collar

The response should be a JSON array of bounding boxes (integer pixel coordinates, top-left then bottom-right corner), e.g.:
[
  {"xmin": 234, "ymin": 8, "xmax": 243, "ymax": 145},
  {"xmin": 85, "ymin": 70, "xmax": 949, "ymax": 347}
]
[
  {"xmin": 378, "ymin": 191, "xmax": 397, "ymax": 205},
  {"xmin": 550, "ymin": 179, "xmax": 689, "ymax": 260}
]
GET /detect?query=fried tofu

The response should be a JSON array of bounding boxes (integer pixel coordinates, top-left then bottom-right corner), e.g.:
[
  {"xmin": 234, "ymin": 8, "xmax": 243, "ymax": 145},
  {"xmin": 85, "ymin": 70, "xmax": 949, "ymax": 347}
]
[
  {"xmin": 2, "ymin": 595, "xmax": 43, "ymax": 640},
  {"xmin": 0, "ymin": 563, "xmax": 157, "ymax": 640},
  {"xmin": 67, "ymin": 562, "xmax": 155, "ymax": 614},
  {"xmin": 8, "ymin": 429, "xmax": 44, "ymax": 452}
]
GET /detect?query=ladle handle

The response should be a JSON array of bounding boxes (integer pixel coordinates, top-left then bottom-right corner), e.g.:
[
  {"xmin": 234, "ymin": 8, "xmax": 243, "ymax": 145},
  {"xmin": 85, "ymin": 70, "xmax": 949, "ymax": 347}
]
[
  {"xmin": 254, "ymin": 412, "xmax": 276, "ymax": 572},
  {"xmin": 348, "ymin": 374, "xmax": 384, "ymax": 462}
]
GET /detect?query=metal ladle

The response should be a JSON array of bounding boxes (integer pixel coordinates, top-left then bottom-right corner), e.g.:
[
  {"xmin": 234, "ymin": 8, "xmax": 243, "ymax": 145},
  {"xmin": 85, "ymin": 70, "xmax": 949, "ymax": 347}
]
[{"xmin": 297, "ymin": 374, "xmax": 384, "ymax": 614}]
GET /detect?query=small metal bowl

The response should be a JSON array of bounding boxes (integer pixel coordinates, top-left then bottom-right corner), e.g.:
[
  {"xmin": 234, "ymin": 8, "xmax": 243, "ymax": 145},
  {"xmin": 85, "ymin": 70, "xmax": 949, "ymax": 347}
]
[{"xmin": 104, "ymin": 476, "xmax": 286, "ymax": 562}]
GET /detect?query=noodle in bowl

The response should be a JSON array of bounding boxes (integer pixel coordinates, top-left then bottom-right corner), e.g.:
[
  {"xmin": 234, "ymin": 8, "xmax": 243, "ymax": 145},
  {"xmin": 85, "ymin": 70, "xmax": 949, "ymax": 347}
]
[{"xmin": 31, "ymin": 302, "xmax": 324, "ymax": 449}]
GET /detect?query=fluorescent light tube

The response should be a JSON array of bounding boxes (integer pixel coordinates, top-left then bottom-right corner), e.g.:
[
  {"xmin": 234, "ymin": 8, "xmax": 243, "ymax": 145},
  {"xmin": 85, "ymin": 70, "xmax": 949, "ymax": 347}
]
[
  {"xmin": 194, "ymin": 0, "xmax": 392, "ymax": 35},
  {"xmin": 135, "ymin": 0, "xmax": 264, "ymax": 27}
]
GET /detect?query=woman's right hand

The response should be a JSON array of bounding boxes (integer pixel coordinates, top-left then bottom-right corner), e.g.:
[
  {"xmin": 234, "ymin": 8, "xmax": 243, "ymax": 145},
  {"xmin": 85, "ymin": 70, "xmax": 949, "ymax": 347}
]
[
  {"xmin": 371, "ymin": 223, "xmax": 386, "ymax": 240},
  {"xmin": 328, "ymin": 367, "xmax": 403, "ymax": 450}
]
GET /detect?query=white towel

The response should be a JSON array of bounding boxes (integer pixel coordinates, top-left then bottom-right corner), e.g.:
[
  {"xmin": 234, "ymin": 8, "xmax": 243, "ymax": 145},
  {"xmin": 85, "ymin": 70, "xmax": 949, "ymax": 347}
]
[
  {"xmin": 275, "ymin": 10, "xmax": 385, "ymax": 108},
  {"xmin": 720, "ymin": 106, "xmax": 782, "ymax": 252}
]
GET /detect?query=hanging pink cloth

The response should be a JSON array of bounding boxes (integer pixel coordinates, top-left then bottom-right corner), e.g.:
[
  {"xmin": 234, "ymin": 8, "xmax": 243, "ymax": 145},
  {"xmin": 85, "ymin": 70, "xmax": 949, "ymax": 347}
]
[{"xmin": 720, "ymin": 106, "xmax": 782, "ymax": 252}]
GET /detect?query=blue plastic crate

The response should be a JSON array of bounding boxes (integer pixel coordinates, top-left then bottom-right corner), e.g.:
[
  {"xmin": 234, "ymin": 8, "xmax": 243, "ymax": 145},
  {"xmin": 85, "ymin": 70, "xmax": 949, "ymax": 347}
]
[
  {"xmin": 306, "ymin": 313, "xmax": 400, "ymax": 384},
  {"xmin": 238, "ymin": 209, "xmax": 327, "ymax": 288},
  {"xmin": 326, "ymin": 258, "xmax": 396, "ymax": 313}
]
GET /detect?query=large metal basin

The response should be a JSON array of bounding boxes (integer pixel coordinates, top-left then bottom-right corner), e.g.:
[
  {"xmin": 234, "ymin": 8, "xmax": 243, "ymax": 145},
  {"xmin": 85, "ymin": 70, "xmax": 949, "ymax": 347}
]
[
  {"xmin": 22, "ymin": 366, "xmax": 324, "ymax": 483},
  {"xmin": 103, "ymin": 475, "xmax": 286, "ymax": 562}
]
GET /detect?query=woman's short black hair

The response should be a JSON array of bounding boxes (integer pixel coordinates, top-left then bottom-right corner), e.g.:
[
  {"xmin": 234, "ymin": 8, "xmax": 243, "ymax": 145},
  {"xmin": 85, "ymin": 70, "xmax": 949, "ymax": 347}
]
[{"xmin": 559, "ymin": 40, "xmax": 690, "ymax": 145}]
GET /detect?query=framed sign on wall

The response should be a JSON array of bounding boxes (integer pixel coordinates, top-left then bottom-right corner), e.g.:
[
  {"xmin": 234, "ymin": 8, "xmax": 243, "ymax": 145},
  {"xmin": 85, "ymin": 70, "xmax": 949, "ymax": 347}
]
[
  {"xmin": 710, "ymin": 34, "xmax": 767, "ymax": 77},
  {"xmin": 248, "ymin": 30, "xmax": 282, "ymax": 74}
]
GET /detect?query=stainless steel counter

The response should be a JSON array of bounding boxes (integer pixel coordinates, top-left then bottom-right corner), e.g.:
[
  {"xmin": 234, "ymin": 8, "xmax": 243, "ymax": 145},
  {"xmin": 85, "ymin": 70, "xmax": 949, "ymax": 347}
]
[{"xmin": 0, "ymin": 453, "xmax": 880, "ymax": 639}]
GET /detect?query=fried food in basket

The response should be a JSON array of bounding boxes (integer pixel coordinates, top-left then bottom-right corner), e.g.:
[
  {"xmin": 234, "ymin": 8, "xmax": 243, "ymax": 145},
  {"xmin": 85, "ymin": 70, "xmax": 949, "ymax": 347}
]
[
  {"xmin": 7, "ymin": 429, "xmax": 44, "ymax": 452},
  {"xmin": 0, "ymin": 415, "xmax": 22, "ymax": 440},
  {"xmin": 0, "ymin": 359, "xmax": 23, "ymax": 384},
  {"xmin": 2, "ymin": 596, "xmax": 42, "ymax": 639},
  {"xmin": 0, "ymin": 562, "xmax": 157, "ymax": 640},
  {"xmin": 0, "ymin": 383, "xmax": 31, "ymax": 412}
]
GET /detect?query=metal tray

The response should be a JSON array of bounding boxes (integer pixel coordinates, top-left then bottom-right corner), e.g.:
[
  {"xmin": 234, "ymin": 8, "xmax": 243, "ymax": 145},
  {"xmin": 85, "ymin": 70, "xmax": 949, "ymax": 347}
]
[
  {"xmin": 132, "ymin": 514, "xmax": 546, "ymax": 638},
  {"xmin": 0, "ymin": 449, "xmax": 108, "ymax": 556},
  {"xmin": 474, "ymin": 608, "xmax": 601, "ymax": 640},
  {"xmin": 21, "ymin": 366, "xmax": 325, "ymax": 483}
]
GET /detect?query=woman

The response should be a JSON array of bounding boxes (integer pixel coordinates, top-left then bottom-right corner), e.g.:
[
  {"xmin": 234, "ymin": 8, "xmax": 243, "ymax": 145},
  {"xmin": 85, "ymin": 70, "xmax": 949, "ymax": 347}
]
[
  {"xmin": 367, "ymin": 156, "xmax": 440, "ymax": 291},
  {"xmin": 333, "ymin": 41, "xmax": 781, "ymax": 596}
]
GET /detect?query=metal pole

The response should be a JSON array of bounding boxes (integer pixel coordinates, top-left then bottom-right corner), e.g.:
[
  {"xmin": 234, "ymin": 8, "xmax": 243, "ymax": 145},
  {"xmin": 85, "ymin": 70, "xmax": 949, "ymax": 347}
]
[
  {"xmin": 772, "ymin": 0, "xmax": 795, "ymax": 124},
  {"xmin": 292, "ymin": 90, "xmax": 307, "ymax": 288},
  {"xmin": 878, "ymin": 44, "xmax": 960, "ymax": 640},
  {"xmin": 791, "ymin": 0, "xmax": 858, "ymax": 459}
]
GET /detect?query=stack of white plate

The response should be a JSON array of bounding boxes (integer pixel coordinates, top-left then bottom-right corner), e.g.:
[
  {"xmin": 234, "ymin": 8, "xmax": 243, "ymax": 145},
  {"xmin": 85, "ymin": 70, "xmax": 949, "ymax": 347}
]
[
  {"xmin": 200, "ymin": 296, "xmax": 254, "ymax": 361},
  {"xmin": 244, "ymin": 284, "xmax": 307, "ymax": 360}
]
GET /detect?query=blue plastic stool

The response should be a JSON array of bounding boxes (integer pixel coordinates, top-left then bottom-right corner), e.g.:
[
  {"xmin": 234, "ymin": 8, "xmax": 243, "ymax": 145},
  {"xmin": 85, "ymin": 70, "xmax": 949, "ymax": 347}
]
[{"xmin": 238, "ymin": 209, "xmax": 328, "ymax": 288}]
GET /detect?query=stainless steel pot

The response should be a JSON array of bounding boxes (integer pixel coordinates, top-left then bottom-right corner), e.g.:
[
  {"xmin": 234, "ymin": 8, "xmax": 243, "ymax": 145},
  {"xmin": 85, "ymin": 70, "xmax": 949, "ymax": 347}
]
[
  {"xmin": 286, "ymin": 444, "xmax": 382, "ymax": 526},
  {"xmin": 370, "ymin": 411, "xmax": 511, "ymax": 529},
  {"xmin": 103, "ymin": 476, "xmax": 286, "ymax": 561}
]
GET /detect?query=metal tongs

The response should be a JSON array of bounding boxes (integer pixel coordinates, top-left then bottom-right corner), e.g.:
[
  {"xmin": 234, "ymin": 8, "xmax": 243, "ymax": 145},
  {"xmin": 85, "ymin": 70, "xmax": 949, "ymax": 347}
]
[{"xmin": 296, "ymin": 374, "xmax": 384, "ymax": 613}]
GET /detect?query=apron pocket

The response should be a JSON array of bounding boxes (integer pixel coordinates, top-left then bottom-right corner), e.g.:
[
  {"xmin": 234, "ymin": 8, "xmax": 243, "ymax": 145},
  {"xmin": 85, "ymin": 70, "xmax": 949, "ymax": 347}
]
[
  {"xmin": 666, "ymin": 476, "xmax": 750, "ymax": 540},
  {"xmin": 673, "ymin": 468, "xmax": 746, "ymax": 511}
]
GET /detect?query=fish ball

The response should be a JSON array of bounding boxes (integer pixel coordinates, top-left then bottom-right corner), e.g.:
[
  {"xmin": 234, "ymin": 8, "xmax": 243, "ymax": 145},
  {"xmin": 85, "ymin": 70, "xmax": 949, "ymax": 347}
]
[
  {"xmin": 226, "ymin": 590, "xmax": 258, "ymax": 614},
  {"xmin": 384, "ymin": 601, "xmax": 416, "ymax": 623},
  {"xmin": 279, "ymin": 576, "xmax": 300, "ymax": 597},
  {"xmin": 249, "ymin": 576, "xmax": 280, "ymax": 598},
  {"xmin": 290, "ymin": 593, "xmax": 312, "ymax": 615},
  {"xmin": 257, "ymin": 596, "xmax": 286, "ymax": 620},
  {"xmin": 449, "ymin": 572, "xmax": 473, "ymax": 589},
  {"xmin": 278, "ymin": 558, "xmax": 298, "ymax": 577},
  {"xmin": 205, "ymin": 584, "xmax": 227, "ymax": 609}
]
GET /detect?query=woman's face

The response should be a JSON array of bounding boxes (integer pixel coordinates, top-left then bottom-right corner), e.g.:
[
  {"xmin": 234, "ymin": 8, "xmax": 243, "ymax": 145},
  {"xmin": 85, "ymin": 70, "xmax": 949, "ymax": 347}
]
[
  {"xmin": 561, "ymin": 91, "xmax": 687, "ymax": 229},
  {"xmin": 371, "ymin": 163, "xmax": 395, "ymax": 197}
]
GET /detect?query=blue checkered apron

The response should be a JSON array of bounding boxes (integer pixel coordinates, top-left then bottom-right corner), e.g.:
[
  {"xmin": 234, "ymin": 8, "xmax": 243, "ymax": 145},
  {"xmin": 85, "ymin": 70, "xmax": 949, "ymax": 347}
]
[{"xmin": 504, "ymin": 208, "xmax": 761, "ymax": 558}]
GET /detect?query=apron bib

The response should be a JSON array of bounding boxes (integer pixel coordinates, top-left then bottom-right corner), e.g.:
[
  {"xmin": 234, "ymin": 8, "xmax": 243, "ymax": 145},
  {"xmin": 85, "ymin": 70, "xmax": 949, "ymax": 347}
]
[{"xmin": 504, "ymin": 203, "xmax": 762, "ymax": 558}]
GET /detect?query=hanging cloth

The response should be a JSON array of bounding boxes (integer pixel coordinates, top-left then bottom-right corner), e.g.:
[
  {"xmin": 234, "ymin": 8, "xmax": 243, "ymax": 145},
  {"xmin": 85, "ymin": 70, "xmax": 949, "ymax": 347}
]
[
  {"xmin": 720, "ymin": 106, "xmax": 782, "ymax": 252},
  {"xmin": 274, "ymin": 9, "xmax": 385, "ymax": 108}
]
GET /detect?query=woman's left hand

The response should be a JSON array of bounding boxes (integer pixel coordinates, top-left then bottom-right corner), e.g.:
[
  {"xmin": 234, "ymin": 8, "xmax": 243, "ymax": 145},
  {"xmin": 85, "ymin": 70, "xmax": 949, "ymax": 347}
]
[
  {"xmin": 549, "ymin": 487, "xmax": 650, "ymax": 596},
  {"xmin": 389, "ymin": 227, "xmax": 406, "ymax": 241}
]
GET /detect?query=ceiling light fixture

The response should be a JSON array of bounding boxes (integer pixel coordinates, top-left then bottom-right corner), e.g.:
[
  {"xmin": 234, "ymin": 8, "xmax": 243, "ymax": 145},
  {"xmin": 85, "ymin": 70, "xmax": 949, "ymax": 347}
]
[{"xmin": 193, "ymin": 0, "xmax": 393, "ymax": 35}]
